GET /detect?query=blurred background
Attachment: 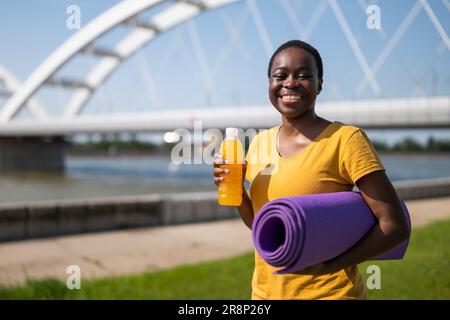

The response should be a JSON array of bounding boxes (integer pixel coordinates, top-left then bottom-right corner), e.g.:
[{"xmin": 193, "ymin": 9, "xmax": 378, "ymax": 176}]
[{"xmin": 0, "ymin": 0, "xmax": 449, "ymax": 299}]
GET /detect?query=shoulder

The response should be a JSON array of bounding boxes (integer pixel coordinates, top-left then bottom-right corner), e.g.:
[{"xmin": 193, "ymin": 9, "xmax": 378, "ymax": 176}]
[
  {"xmin": 245, "ymin": 125, "xmax": 279, "ymax": 160},
  {"xmin": 245, "ymin": 126, "xmax": 279, "ymax": 171},
  {"xmin": 332, "ymin": 121, "xmax": 362, "ymax": 137},
  {"xmin": 331, "ymin": 121, "xmax": 366, "ymax": 144},
  {"xmin": 248, "ymin": 125, "xmax": 279, "ymax": 146}
]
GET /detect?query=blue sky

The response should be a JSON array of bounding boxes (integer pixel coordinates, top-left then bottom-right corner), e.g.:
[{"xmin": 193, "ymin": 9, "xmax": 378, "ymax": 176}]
[{"xmin": 0, "ymin": 0, "xmax": 449, "ymax": 143}]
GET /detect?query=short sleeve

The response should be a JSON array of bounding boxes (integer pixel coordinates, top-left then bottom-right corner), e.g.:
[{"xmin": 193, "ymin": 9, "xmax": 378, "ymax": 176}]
[{"xmin": 340, "ymin": 129, "xmax": 385, "ymax": 184}]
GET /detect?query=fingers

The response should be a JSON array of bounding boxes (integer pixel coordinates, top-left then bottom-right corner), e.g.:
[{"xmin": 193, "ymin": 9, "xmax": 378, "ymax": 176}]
[
  {"xmin": 213, "ymin": 153, "xmax": 229, "ymax": 167},
  {"xmin": 214, "ymin": 171, "xmax": 227, "ymax": 186},
  {"xmin": 214, "ymin": 167, "xmax": 230, "ymax": 174},
  {"xmin": 214, "ymin": 167, "xmax": 229, "ymax": 184},
  {"xmin": 212, "ymin": 153, "xmax": 247, "ymax": 186},
  {"xmin": 214, "ymin": 176, "xmax": 224, "ymax": 185},
  {"xmin": 213, "ymin": 153, "xmax": 229, "ymax": 186}
]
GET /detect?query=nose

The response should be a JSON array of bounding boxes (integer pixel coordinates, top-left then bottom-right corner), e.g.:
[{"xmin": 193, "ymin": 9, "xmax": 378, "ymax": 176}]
[{"xmin": 283, "ymin": 75, "xmax": 297, "ymax": 88}]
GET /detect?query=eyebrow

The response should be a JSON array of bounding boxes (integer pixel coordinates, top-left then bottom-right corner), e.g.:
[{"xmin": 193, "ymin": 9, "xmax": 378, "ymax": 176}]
[{"xmin": 272, "ymin": 66, "xmax": 312, "ymax": 73}]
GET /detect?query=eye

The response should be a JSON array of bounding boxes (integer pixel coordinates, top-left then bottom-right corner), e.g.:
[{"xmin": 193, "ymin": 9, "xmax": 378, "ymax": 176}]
[
  {"xmin": 272, "ymin": 73, "xmax": 286, "ymax": 79},
  {"xmin": 297, "ymin": 73, "xmax": 312, "ymax": 79}
]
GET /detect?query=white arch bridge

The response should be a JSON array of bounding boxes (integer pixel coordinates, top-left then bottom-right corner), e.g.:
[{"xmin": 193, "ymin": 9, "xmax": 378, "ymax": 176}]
[
  {"xmin": 0, "ymin": 0, "xmax": 449, "ymax": 169},
  {"xmin": 0, "ymin": 97, "xmax": 448, "ymax": 136}
]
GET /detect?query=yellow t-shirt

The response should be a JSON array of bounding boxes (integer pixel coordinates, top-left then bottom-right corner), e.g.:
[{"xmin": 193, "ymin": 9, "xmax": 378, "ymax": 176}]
[{"xmin": 245, "ymin": 121, "xmax": 385, "ymax": 300}]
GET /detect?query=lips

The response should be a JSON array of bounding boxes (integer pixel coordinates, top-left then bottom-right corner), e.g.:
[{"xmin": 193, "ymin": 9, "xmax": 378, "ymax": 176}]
[
  {"xmin": 278, "ymin": 91, "xmax": 305, "ymax": 103},
  {"xmin": 280, "ymin": 95, "xmax": 304, "ymax": 101}
]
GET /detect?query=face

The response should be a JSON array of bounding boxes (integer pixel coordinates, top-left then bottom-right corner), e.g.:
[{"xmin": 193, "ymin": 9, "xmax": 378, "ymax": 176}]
[{"xmin": 269, "ymin": 47, "xmax": 323, "ymax": 119}]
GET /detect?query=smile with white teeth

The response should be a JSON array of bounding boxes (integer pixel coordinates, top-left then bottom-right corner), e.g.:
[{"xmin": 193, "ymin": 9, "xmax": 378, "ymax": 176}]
[{"xmin": 280, "ymin": 95, "xmax": 303, "ymax": 101}]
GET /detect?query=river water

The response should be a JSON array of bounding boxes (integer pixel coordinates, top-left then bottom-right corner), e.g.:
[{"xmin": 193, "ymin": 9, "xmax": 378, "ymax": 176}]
[{"xmin": 1, "ymin": 154, "xmax": 450, "ymax": 204}]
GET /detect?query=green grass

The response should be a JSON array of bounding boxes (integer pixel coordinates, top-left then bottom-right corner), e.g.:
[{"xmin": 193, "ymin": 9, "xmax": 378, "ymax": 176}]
[
  {"xmin": 360, "ymin": 219, "xmax": 450, "ymax": 299},
  {"xmin": 1, "ymin": 220, "xmax": 449, "ymax": 299},
  {"xmin": 0, "ymin": 252, "xmax": 254, "ymax": 300}
]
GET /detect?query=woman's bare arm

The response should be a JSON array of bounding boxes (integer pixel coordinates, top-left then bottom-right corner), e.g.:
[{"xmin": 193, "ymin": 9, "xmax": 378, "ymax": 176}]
[
  {"xmin": 295, "ymin": 170, "xmax": 410, "ymax": 275},
  {"xmin": 332, "ymin": 170, "xmax": 410, "ymax": 268},
  {"xmin": 237, "ymin": 186, "xmax": 254, "ymax": 229}
]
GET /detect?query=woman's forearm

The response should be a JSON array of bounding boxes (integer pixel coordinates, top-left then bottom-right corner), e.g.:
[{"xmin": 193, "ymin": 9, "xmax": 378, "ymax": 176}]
[
  {"xmin": 327, "ymin": 171, "xmax": 412, "ymax": 271},
  {"xmin": 237, "ymin": 188, "xmax": 254, "ymax": 229},
  {"xmin": 329, "ymin": 216, "xmax": 410, "ymax": 270}
]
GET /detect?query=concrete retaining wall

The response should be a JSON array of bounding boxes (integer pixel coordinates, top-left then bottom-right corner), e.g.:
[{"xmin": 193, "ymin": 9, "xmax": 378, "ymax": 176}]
[
  {"xmin": 0, "ymin": 137, "xmax": 65, "ymax": 170},
  {"xmin": 0, "ymin": 193, "xmax": 236, "ymax": 242},
  {"xmin": 394, "ymin": 177, "xmax": 450, "ymax": 199},
  {"xmin": 1, "ymin": 177, "xmax": 450, "ymax": 242}
]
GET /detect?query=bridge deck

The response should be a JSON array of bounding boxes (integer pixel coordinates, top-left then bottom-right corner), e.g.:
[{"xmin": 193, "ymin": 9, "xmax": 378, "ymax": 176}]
[{"xmin": 0, "ymin": 97, "xmax": 449, "ymax": 136}]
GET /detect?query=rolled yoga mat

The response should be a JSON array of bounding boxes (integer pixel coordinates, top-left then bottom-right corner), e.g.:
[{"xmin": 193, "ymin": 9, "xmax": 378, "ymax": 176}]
[{"xmin": 252, "ymin": 191, "xmax": 411, "ymax": 274}]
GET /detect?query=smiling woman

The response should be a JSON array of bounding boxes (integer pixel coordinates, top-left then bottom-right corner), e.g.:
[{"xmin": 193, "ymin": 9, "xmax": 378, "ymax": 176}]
[{"xmin": 214, "ymin": 40, "xmax": 410, "ymax": 300}]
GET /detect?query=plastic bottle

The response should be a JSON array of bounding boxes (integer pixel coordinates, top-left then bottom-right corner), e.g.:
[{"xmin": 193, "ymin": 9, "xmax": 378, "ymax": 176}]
[{"xmin": 218, "ymin": 127, "xmax": 244, "ymax": 206}]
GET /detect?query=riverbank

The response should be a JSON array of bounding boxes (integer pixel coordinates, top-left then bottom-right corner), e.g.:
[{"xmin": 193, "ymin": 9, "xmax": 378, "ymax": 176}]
[
  {"xmin": 0, "ymin": 195, "xmax": 449, "ymax": 286},
  {"xmin": 1, "ymin": 177, "xmax": 449, "ymax": 242}
]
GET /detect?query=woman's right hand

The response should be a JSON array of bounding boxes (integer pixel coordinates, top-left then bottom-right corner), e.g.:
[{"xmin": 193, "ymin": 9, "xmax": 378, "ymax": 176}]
[
  {"xmin": 213, "ymin": 153, "xmax": 228, "ymax": 187},
  {"xmin": 214, "ymin": 153, "xmax": 253, "ymax": 228},
  {"xmin": 213, "ymin": 153, "xmax": 247, "ymax": 187}
]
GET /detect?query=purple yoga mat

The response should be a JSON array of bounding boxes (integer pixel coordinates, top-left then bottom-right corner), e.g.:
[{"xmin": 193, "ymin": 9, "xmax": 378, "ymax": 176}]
[{"xmin": 252, "ymin": 192, "xmax": 411, "ymax": 274}]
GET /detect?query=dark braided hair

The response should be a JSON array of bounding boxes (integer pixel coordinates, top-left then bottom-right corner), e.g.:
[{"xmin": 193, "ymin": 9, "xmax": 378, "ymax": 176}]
[{"xmin": 267, "ymin": 40, "xmax": 323, "ymax": 80}]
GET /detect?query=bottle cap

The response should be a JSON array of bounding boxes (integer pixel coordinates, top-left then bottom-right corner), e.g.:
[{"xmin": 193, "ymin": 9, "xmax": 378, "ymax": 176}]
[{"xmin": 225, "ymin": 127, "xmax": 239, "ymax": 139}]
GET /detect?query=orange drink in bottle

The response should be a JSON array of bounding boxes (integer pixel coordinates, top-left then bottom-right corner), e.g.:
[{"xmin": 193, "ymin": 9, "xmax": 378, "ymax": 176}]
[{"xmin": 218, "ymin": 128, "xmax": 244, "ymax": 206}]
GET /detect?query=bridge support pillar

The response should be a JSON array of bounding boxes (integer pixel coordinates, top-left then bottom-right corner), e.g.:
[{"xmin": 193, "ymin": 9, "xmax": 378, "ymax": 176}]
[{"xmin": 0, "ymin": 136, "xmax": 66, "ymax": 171}]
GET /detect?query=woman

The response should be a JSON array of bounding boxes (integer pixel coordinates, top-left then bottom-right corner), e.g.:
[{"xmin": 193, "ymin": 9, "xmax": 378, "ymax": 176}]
[{"xmin": 213, "ymin": 40, "xmax": 410, "ymax": 300}]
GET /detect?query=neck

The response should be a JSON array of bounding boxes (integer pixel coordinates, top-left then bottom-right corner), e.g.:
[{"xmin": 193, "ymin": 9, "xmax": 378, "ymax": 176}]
[{"xmin": 281, "ymin": 108, "xmax": 323, "ymax": 137}]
